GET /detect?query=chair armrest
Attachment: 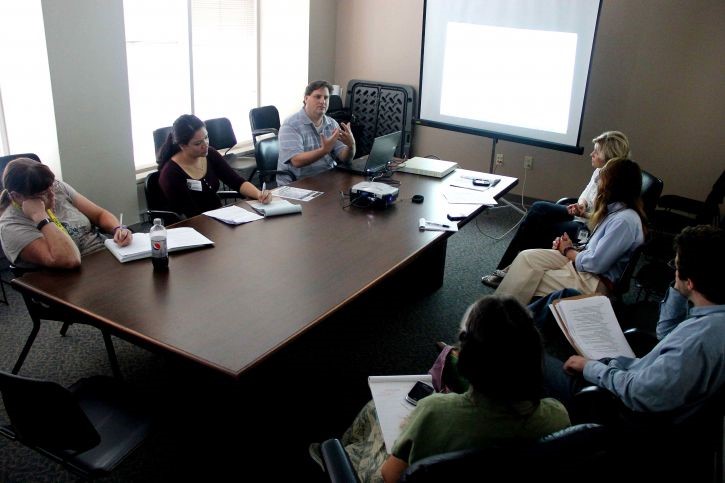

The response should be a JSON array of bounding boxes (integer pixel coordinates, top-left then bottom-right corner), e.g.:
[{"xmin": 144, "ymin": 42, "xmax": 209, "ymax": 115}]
[
  {"xmin": 556, "ymin": 197, "xmax": 578, "ymax": 206},
  {"xmin": 251, "ymin": 128, "xmax": 278, "ymax": 142},
  {"xmin": 320, "ymin": 438, "xmax": 360, "ymax": 483},
  {"xmin": 657, "ymin": 194, "xmax": 706, "ymax": 214},
  {"xmin": 574, "ymin": 385, "xmax": 622, "ymax": 425},
  {"xmin": 217, "ymin": 191, "xmax": 241, "ymax": 200},
  {"xmin": 144, "ymin": 210, "xmax": 183, "ymax": 226},
  {"xmin": 623, "ymin": 327, "xmax": 658, "ymax": 357}
]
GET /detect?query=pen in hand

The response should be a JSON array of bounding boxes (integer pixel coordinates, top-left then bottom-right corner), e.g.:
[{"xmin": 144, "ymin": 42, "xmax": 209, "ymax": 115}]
[
  {"xmin": 426, "ymin": 221, "xmax": 450, "ymax": 228},
  {"xmin": 117, "ymin": 213, "xmax": 129, "ymax": 242}
]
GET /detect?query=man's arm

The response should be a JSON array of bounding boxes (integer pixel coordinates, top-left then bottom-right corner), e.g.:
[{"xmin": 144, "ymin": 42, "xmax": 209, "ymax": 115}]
[
  {"xmin": 656, "ymin": 285, "xmax": 689, "ymax": 340},
  {"xmin": 288, "ymin": 128, "xmax": 340, "ymax": 168}
]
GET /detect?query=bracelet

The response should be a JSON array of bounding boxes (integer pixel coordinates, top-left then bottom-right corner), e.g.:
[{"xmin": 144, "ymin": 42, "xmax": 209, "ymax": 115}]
[
  {"xmin": 112, "ymin": 225, "xmax": 130, "ymax": 234},
  {"xmin": 36, "ymin": 218, "xmax": 52, "ymax": 231},
  {"xmin": 562, "ymin": 246, "xmax": 577, "ymax": 257}
]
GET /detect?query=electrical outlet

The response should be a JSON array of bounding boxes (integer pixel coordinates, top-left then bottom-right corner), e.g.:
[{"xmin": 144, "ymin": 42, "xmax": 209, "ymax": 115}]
[
  {"xmin": 524, "ymin": 156, "xmax": 534, "ymax": 170},
  {"xmin": 495, "ymin": 153, "xmax": 504, "ymax": 166}
]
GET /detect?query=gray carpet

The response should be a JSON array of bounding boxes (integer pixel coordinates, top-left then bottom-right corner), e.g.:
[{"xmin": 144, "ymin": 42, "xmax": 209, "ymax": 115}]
[{"xmin": 0, "ymin": 201, "xmax": 658, "ymax": 482}]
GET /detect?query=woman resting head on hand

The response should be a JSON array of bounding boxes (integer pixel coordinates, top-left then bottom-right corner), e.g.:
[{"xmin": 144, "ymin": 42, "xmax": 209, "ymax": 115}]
[{"xmin": 0, "ymin": 158, "xmax": 132, "ymax": 269}]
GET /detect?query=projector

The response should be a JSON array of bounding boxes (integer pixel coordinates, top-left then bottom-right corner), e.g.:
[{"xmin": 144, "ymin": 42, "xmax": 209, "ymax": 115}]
[{"xmin": 350, "ymin": 181, "xmax": 399, "ymax": 207}]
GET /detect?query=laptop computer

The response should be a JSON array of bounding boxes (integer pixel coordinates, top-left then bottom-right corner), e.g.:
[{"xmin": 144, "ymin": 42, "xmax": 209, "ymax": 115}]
[{"xmin": 337, "ymin": 131, "xmax": 401, "ymax": 175}]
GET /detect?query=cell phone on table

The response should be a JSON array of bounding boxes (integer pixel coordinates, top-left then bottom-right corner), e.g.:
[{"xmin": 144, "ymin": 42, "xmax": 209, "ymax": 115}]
[
  {"xmin": 405, "ymin": 381, "xmax": 435, "ymax": 406},
  {"xmin": 472, "ymin": 178, "xmax": 491, "ymax": 187}
]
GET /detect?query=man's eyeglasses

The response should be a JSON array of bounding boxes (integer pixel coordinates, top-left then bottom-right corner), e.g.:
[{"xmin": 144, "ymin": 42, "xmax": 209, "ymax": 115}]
[{"xmin": 667, "ymin": 258, "xmax": 677, "ymax": 271}]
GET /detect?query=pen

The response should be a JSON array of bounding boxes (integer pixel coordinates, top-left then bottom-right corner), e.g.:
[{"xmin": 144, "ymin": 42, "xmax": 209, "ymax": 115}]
[
  {"xmin": 117, "ymin": 213, "xmax": 128, "ymax": 241},
  {"xmin": 426, "ymin": 221, "xmax": 450, "ymax": 228},
  {"xmin": 261, "ymin": 182, "xmax": 267, "ymax": 200}
]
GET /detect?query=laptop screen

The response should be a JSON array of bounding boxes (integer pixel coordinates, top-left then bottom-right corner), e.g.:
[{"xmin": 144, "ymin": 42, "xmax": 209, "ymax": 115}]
[{"xmin": 364, "ymin": 131, "xmax": 401, "ymax": 172}]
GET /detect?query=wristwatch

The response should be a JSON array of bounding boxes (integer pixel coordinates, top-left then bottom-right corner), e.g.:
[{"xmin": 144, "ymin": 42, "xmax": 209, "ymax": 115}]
[{"xmin": 36, "ymin": 218, "xmax": 52, "ymax": 231}]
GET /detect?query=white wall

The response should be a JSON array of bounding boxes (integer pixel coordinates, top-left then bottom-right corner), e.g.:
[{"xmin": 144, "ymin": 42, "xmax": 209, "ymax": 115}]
[
  {"xmin": 42, "ymin": 0, "xmax": 138, "ymax": 223},
  {"xmin": 334, "ymin": 0, "xmax": 725, "ymax": 203},
  {"xmin": 309, "ymin": 0, "xmax": 337, "ymax": 83}
]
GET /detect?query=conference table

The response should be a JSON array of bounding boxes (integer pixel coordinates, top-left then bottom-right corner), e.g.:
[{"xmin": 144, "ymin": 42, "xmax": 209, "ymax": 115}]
[{"xmin": 11, "ymin": 169, "xmax": 517, "ymax": 379}]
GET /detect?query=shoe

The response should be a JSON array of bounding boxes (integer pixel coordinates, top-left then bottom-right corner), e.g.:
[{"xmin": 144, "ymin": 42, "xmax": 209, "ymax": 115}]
[
  {"xmin": 308, "ymin": 442, "xmax": 325, "ymax": 472},
  {"xmin": 492, "ymin": 269, "xmax": 508, "ymax": 278},
  {"xmin": 481, "ymin": 274, "xmax": 503, "ymax": 288}
]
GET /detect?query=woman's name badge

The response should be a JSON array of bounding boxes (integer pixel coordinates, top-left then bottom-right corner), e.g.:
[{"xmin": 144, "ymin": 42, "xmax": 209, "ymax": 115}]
[{"xmin": 186, "ymin": 179, "xmax": 202, "ymax": 191}]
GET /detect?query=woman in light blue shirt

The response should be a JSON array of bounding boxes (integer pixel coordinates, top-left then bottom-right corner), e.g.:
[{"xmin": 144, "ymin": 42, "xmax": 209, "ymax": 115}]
[{"xmin": 494, "ymin": 158, "xmax": 645, "ymax": 305}]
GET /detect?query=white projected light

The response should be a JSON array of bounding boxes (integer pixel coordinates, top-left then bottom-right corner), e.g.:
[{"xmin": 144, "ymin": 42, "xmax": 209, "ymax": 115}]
[
  {"xmin": 418, "ymin": 0, "xmax": 601, "ymax": 152},
  {"xmin": 440, "ymin": 23, "xmax": 576, "ymax": 134}
]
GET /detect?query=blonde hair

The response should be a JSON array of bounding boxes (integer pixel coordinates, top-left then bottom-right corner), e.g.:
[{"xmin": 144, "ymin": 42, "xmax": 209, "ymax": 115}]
[{"xmin": 592, "ymin": 131, "xmax": 631, "ymax": 162}]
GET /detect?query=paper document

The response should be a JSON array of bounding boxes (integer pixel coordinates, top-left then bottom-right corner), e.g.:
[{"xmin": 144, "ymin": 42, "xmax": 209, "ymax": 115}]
[
  {"xmin": 271, "ymin": 185, "xmax": 323, "ymax": 202},
  {"xmin": 442, "ymin": 187, "xmax": 497, "ymax": 205},
  {"xmin": 104, "ymin": 227, "xmax": 214, "ymax": 263},
  {"xmin": 247, "ymin": 199, "xmax": 302, "ymax": 217},
  {"xmin": 368, "ymin": 375, "xmax": 433, "ymax": 453},
  {"xmin": 549, "ymin": 295, "xmax": 635, "ymax": 360},
  {"xmin": 204, "ymin": 205, "xmax": 263, "ymax": 224}
]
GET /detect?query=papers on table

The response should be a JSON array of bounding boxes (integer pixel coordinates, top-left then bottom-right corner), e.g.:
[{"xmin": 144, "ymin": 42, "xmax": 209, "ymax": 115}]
[
  {"xmin": 271, "ymin": 185, "xmax": 323, "ymax": 202},
  {"xmin": 442, "ymin": 186, "xmax": 497, "ymax": 205},
  {"xmin": 549, "ymin": 295, "xmax": 636, "ymax": 360},
  {"xmin": 368, "ymin": 375, "xmax": 433, "ymax": 454},
  {"xmin": 203, "ymin": 205, "xmax": 263, "ymax": 224},
  {"xmin": 247, "ymin": 199, "xmax": 302, "ymax": 217},
  {"xmin": 104, "ymin": 227, "xmax": 214, "ymax": 263},
  {"xmin": 443, "ymin": 169, "xmax": 517, "ymax": 206}
]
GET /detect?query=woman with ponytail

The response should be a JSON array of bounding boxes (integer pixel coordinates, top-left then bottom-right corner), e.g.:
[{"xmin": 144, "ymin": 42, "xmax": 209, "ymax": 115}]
[{"xmin": 157, "ymin": 114, "xmax": 271, "ymax": 217}]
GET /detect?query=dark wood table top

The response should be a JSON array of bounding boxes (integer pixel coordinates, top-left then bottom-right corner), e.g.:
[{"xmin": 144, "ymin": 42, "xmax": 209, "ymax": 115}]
[{"xmin": 12, "ymin": 170, "xmax": 516, "ymax": 378}]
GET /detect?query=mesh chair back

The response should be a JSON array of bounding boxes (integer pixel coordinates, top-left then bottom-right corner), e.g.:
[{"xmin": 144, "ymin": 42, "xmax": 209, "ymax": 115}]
[{"xmin": 205, "ymin": 117, "xmax": 237, "ymax": 151}]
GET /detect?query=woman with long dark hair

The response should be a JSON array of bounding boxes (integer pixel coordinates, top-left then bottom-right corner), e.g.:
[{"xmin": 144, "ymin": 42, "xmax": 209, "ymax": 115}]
[
  {"xmin": 494, "ymin": 158, "xmax": 646, "ymax": 304},
  {"xmin": 157, "ymin": 114, "xmax": 270, "ymax": 217}
]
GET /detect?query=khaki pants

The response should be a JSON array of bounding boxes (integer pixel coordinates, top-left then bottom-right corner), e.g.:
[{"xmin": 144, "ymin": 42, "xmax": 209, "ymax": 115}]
[{"xmin": 494, "ymin": 249, "xmax": 605, "ymax": 305}]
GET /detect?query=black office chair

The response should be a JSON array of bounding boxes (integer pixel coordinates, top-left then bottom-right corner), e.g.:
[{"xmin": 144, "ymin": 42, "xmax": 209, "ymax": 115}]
[
  {"xmin": 249, "ymin": 105, "xmax": 281, "ymax": 149},
  {"xmin": 152, "ymin": 126, "xmax": 173, "ymax": 158},
  {"xmin": 557, "ymin": 169, "xmax": 664, "ymax": 224},
  {"xmin": 204, "ymin": 117, "xmax": 257, "ymax": 183},
  {"xmin": 653, "ymin": 169, "xmax": 724, "ymax": 233},
  {"xmin": 0, "ymin": 370, "xmax": 151, "ymax": 480},
  {"xmin": 254, "ymin": 137, "xmax": 295, "ymax": 188},
  {"xmin": 320, "ymin": 423, "xmax": 612, "ymax": 483}
]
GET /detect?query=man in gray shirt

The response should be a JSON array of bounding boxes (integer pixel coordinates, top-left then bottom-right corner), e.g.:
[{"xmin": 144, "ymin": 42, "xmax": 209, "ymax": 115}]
[{"xmin": 276, "ymin": 80, "xmax": 355, "ymax": 185}]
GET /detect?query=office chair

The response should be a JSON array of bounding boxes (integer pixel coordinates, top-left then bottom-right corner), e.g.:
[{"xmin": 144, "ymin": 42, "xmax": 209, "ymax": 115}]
[
  {"xmin": 152, "ymin": 126, "xmax": 173, "ymax": 158},
  {"xmin": 249, "ymin": 105, "xmax": 281, "ymax": 149},
  {"xmin": 557, "ymin": 169, "xmax": 664, "ymax": 224},
  {"xmin": 653, "ymin": 169, "xmax": 724, "ymax": 233},
  {"xmin": 204, "ymin": 117, "xmax": 257, "ymax": 182},
  {"xmin": 254, "ymin": 137, "xmax": 295, "ymax": 188},
  {"xmin": 0, "ymin": 370, "xmax": 151, "ymax": 480},
  {"xmin": 320, "ymin": 424, "xmax": 612, "ymax": 483}
]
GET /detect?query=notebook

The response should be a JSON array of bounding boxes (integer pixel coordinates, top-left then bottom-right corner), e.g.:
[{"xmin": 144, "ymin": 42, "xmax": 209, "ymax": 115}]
[
  {"xmin": 337, "ymin": 131, "xmax": 401, "ymax": 175},
  {"xmin": 104, "ymin": 227, "xmax": 214, "ymax": 263}
]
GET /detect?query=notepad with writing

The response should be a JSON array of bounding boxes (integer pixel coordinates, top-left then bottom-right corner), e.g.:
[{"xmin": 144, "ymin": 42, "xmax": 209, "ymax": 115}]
[
  {"xmin": 549, "ymin": 295, "xmax": 635, "ymax": 360},
  {"xmin": 368, "ymin": 374, "xmax": 433, "ymax": 453},
  {"xmin": 104, "ymin": 227, "xmax": 214, "ymax": 263},
  {"xmin": 247, "ymin": 199, "xmax": 302, "ymax": 217}
]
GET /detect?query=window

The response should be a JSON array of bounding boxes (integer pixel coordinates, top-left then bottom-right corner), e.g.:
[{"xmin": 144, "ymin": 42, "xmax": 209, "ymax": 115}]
[
  {"xmin": 124, "ymin": 0, "xmax": 309, "ymax": 171},
  {"xmin": 0, "ymin": 1, "xmax": 61, "ymax": 175}
]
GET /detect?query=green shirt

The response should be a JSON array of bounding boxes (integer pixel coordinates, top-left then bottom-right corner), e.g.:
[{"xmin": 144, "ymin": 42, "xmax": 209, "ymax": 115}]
[{"xmin": 391, "ymin": 389, "xmax": 570, "ymax": 464}]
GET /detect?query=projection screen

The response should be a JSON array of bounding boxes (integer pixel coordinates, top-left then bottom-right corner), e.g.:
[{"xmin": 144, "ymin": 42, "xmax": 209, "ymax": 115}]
[{"xmin": 418, "ymin": 0, "xmax": 602, "ymax": 154}]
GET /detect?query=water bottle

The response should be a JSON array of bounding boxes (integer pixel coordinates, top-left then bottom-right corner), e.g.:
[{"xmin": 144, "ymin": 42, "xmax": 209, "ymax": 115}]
[{"xmin": 149, "ymin": 218, "xmax": 169, "ymax": 271}]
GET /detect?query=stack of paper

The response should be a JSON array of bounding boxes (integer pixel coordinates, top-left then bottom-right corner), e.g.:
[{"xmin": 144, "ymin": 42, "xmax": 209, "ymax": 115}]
[
  {"xmin": 549, "ymin": 295, "xmax": 635, "ymax": 360},
  {"xmin": 368, "ymin": 375, "xmax": 433, "ymax": 453},
  {"xmin": 204, "ymin": 205, "xmax": 263, "ymax": 224},
  {"xmin": 104, "ymin": 227, "xmax": 214, "ymax": 263},
  {"xmin": 247, "ymin": 199, "xmax": 302, "ymax": 217}
]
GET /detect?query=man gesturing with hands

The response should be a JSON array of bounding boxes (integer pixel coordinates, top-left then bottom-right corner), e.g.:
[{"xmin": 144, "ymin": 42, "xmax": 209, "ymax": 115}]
[{"xmin": 276, "ymin": 80, "xmax": 355, "ymax": 186}]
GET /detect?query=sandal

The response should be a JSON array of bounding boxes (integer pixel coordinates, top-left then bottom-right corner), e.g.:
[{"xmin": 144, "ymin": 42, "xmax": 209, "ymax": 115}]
[{"xmin": 481, "ymin": 274, "xmax": 503, "ymax": 288}]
